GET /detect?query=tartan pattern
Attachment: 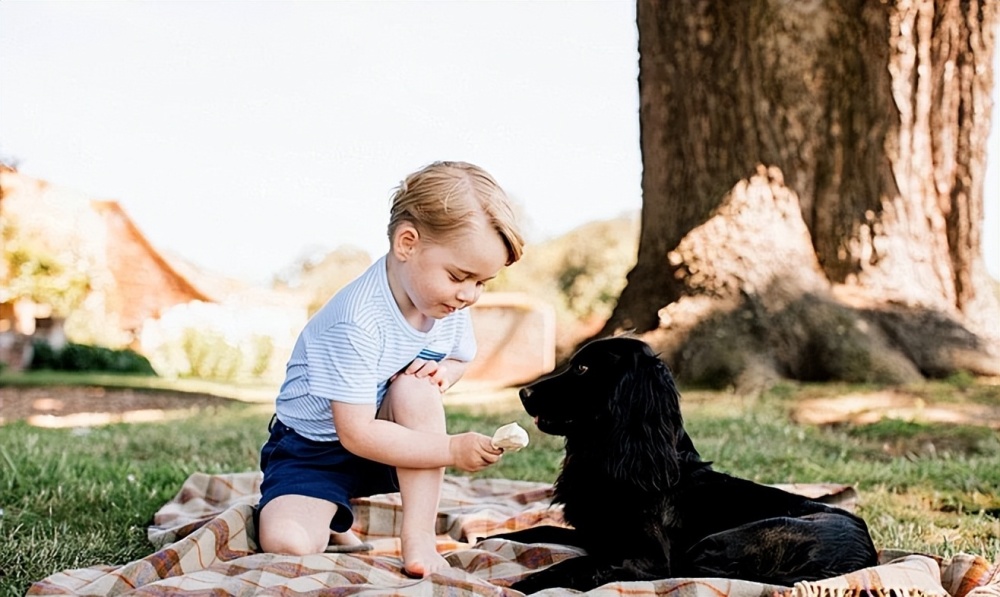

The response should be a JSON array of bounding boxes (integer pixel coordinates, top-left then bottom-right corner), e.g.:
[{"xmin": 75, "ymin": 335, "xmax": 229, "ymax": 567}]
[{"xmin": 28, "ymin": 472, "xmax": 1000, "ymax": 596}]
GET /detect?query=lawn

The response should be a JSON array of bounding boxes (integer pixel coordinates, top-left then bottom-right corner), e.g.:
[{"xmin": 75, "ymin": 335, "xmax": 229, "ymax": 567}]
[{"xmin": 1, "ymin": 377, "xmax": 998, "ymax": 597}]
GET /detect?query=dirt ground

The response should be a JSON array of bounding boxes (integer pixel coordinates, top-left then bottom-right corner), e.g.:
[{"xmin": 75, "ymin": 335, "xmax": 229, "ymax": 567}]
[
  {"xmin": 790, "ymin": 390, "xmax": 1000, "ymax": 429},
  {"xmin": 0, "ymin": 385, "xmax": 243, "ymax": 427}
]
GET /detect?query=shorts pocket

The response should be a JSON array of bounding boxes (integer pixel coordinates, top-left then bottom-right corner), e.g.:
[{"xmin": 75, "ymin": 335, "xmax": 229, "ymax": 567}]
[{"xmin": 260, "ymin": 419, "xmax": 296, "ymax": 470}]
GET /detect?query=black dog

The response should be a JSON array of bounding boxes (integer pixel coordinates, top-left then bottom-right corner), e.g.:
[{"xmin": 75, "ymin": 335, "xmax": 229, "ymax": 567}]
[{"xmin": 492, "ymin": 337, "xmax": 878, "ymax": 593}]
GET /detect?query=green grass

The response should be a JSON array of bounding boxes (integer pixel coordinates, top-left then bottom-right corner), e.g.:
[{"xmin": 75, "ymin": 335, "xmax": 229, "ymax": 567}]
[{"xmin": 1, "ymin": 381, "xmax": 999, "ymax": 597}]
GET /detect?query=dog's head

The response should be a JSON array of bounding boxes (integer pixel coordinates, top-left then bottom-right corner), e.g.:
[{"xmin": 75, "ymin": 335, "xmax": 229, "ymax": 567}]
[{"xmin": 519, "ymin": 336, "xmax": 690, "ymax": 489}]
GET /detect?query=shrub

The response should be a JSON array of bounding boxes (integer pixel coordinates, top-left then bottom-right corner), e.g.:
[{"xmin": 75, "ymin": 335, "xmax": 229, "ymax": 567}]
[
  {"xmin": 30, "ymin": 340, "xmax": 59, "ymax": 370},
  {"xmin": 182, "ymin": 329, "xmax": 243, "ymax": 381},
  {"xmin": 488, "ymin": 214, "xmax": 639, "ymax": 350},
  {"xmin": 29, "ymin": 341, "xmax": 156, "ymax": 375},
  {"xmin": 140, "ymin": 301, "xmax": 301, "ymax": 383}
]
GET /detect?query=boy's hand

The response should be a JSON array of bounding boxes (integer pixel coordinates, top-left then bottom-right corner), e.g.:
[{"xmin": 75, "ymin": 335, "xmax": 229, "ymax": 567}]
[
  {"xmin": 448, "ymin": 432, "xmax": 503, "ymax": 472},
  {"xmin": 397, "ymin": 359, "xmax": 450, "ymax": 391}
]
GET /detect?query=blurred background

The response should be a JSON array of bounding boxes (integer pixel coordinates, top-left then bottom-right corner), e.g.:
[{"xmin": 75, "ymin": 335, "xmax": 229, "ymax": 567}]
[{"xmin": 1, "ymin": 1, "xmax": 997, "ymax": 386}]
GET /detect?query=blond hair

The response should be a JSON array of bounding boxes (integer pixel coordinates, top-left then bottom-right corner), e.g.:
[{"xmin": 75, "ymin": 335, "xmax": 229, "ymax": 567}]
[{"xmin": 387, "ymin": 161, "xmax": 524, "ymax": 264}]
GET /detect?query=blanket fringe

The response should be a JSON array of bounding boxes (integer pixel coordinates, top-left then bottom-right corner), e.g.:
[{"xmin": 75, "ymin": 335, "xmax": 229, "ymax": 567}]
[{"xmin": 784, "ymin": 588, "xmax": 943, "ymax": 597}]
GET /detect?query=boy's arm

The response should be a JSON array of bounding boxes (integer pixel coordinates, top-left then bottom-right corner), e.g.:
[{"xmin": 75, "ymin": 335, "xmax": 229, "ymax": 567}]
[
  {"xmin": 332, "ymin": 373, "xmax": 496, "ymax": 472},
  {"xmin": 334, "ymin": 400, "xmax": 456, "ymax": 468}
]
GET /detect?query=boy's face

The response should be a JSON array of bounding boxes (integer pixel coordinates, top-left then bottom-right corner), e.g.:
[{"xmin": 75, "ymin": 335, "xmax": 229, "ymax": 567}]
[{"xmin": 393, "ymin": 216, "xmax": 508, "ymax": 323}]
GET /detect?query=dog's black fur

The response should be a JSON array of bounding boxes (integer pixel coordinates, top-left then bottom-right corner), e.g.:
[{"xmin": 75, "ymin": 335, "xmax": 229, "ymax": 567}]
[{"xmin": 492, "ymin": 337, "xmax": 878, "ymax": 593}]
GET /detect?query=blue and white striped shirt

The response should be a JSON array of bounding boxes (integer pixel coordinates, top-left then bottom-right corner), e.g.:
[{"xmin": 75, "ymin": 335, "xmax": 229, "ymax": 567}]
[{"xmin": 274, "ymin": 255, "xmax": 476, "ymax": 441}]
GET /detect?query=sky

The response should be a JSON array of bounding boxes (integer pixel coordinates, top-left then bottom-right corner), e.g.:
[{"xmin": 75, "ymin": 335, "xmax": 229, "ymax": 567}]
[{"xmin": 1, "ymin": 1, "xmax": 997, "ymax": 284}]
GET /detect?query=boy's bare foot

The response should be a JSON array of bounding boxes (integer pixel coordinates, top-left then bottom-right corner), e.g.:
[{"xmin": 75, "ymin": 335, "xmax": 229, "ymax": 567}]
[
  {"xmin": 401, "ymin": 532, "xmax": 449, "ymax": 577},
  {"xmin": 329, "ymin": 530, "xmax": 365, "ymax": 547},
  {"xmin": 325, "ymin": 530, "xmax": 373, "ymax": 553}
]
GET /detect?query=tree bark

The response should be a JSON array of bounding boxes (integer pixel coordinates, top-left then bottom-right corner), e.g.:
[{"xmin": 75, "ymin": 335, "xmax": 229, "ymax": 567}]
[{"xmin": 607, "ymin": 0, "xmax": 999, "ymax": 385}]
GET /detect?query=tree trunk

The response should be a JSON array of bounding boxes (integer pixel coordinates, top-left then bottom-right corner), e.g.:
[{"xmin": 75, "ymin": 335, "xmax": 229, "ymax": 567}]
[{"xmin": 607, "ymin": 0, "xmax": 999, "ymax": 386}]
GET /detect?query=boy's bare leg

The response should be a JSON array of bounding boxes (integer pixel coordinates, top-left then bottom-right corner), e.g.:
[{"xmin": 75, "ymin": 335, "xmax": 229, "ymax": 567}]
[
  {"xmin": 380, "ymin": 375, "xmax": 450, "ymax": 576},
  {"xmin": 259, "ymin": 494, "xmax": 339, "ymax": 555},
  {"xmin": 398, "ymin": 466, "xmax": 447, "ymax": 575}
]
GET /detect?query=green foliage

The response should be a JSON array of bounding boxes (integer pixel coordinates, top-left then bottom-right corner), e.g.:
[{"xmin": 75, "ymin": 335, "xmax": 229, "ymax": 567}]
[
  {"xmin": 248, "ymin": 335, "xmax": 275, "ymax": 378},
  {"xmin": 272, "ymin": 245, "xmax": 371, "ymax": 316},
  {"xmin": 175, "ymin": 329, "xmax": 274, "ymax": 383},
  {"xmin": 143, "ymin": 304, "xmax": 283, "ymax": 383},
  {"xmin": 489, "ymin": 214, "xmax": 639, "ymax": 324},
  {"xmin": 944, "ymin": 370, "xmax": 977, "ymax": 391},
  {"xmin": 0, "ymin": 213, "xmax": 91, "ymax": 317},
  {"xmin": 182, "ymin": 329, "xmax": 242, "ymax": 380},
  {"xmin": 29, "ymin": 341, "xmax": 156, "ymax": 375},
  {"xmin": 62, "ymin": 299, "xmax": 134, "ymax": 349},
  {"xmin": 29, "ymin": 341, "xmax": 58, "ymax": 369}
]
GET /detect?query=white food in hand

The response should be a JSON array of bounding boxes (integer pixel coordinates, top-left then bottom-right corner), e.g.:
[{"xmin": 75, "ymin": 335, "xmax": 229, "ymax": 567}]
[{"xmin": 491, "ymin": 422, "xmax": 529, "ymax": 452}]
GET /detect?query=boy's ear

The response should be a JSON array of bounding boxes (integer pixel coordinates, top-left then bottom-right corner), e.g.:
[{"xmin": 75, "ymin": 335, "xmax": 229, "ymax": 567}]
[{"xmin": 392, "ymin": 223, "xmax": 420, "ymax": 260}]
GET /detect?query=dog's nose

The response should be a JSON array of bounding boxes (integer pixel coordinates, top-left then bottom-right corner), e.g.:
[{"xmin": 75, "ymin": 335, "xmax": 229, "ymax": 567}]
[{"xmin": 519, "ymin": 387, "xmax": 532, "ymax": 402}]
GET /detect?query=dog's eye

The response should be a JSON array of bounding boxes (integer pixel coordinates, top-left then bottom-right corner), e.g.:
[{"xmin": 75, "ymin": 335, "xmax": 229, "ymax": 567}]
[{"xmin": 574, "ymin": 364, "xmax": 589, "ymax": 375}]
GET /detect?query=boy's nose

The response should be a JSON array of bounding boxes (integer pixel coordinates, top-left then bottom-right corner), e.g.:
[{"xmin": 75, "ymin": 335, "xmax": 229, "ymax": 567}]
[{"xmin": 456, "ymin": 284, "xmax": 481, "ymax": 304}]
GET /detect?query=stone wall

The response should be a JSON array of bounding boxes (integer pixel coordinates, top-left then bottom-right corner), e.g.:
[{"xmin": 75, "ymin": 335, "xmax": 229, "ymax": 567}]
[{"xmin": 465, "ymin": 292, "xmax": 556, "ymax": 387}]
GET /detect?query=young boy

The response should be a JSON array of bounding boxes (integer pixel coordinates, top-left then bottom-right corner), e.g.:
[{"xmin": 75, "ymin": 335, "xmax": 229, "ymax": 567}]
[{"xmin": 256, "ymin": 161, "xmax": 525, "ymax": 578}]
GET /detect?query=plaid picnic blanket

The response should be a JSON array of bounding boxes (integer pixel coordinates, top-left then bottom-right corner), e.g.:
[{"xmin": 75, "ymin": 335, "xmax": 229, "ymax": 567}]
[{"xmin": 28, "ymin": 472, "xmax": 1000, "ymax": 596}]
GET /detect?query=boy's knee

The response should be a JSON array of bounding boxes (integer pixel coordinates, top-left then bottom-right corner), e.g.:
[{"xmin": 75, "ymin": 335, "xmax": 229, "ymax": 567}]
[
  {"xmin": 259, "ymin": 523, "xmax": 326, "ymax": 555},
  {"xmin": 387, "ymin": 374, "xmax": 443, "ymax": 404},
  {"xmin": 384, "ymin": 374, "xmax": 445, "ymax": 428},
  {"xmin": 257, "ymin": 498, "xmax": 333, "ymax": 555}
]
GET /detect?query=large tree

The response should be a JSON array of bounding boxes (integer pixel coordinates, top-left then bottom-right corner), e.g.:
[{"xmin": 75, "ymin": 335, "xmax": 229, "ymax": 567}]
[{"xmin": 605, "ymin": 0, "xmax": 1000, "ymax": 387}]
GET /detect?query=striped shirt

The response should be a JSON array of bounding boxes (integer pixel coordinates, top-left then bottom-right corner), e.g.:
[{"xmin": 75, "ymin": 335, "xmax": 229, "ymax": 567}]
[{"xmin": 274, "ymin": 255, "xmax": 476, "ymax": 441}]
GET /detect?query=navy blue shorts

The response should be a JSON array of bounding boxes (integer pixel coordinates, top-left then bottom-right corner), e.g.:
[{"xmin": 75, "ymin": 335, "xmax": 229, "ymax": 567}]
[{"xmin": 258, "ymin": 415, "xmax": 399, "ymax": 532}]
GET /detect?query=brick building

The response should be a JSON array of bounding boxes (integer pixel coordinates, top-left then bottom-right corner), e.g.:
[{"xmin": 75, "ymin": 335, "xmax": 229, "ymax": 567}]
[{"xmin": 0, "ymin": 167, "xmax": 214, "ymax": 370}]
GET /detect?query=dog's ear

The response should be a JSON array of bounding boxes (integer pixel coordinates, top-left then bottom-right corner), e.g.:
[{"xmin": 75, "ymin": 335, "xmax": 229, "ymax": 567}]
[{"xmin": 606, "ymin": 351, "xmax": 686, "ymax": 491}]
